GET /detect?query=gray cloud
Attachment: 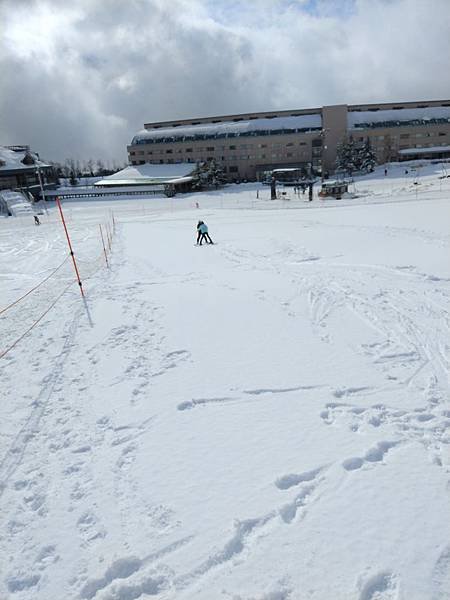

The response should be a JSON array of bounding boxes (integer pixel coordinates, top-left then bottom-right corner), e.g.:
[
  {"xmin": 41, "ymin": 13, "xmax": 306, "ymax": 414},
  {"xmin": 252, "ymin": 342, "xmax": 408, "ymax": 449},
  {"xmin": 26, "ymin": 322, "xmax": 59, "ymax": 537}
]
[{"xmin": 1, "ymin": 0, "xmax": 449, "ymax": 162}]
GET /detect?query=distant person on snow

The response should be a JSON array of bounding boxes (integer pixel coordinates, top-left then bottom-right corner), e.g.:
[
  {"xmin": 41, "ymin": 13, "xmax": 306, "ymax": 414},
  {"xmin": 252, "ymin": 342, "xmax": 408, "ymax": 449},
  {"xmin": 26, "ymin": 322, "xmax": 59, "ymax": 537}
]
[
  {"xmin": 197, "ymin": 220, "xmax": 213, "ymax": 245},
  {"xmin": 196, "ymin": 220, "xmax": 204, "ymax": 245},
  {"xmin": 34, "ymin": 215, "xmax": 41, "ymax": 226}
]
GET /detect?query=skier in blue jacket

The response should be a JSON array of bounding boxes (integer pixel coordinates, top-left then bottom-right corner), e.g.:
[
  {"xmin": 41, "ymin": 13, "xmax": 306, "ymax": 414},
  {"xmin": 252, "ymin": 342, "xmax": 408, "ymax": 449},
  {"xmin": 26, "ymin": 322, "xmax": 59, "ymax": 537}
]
[{"xmin": 197, "ymin": 220, "xmax": 213, "ymax": 245}]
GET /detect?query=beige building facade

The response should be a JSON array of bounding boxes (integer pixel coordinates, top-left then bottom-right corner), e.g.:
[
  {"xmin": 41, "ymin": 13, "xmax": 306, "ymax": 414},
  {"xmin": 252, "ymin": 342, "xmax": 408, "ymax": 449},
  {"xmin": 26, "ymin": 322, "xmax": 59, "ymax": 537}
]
[{"xmin": 128, "ymin": 99, "xmax": 450, "ymax": 181}]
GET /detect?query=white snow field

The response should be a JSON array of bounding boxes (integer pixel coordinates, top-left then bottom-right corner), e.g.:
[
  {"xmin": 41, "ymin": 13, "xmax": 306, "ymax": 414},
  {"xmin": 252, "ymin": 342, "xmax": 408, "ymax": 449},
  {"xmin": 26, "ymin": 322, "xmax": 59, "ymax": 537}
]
[{"xmin": 0, "ymin": 162, "xmax": 450, "ymax": 600}]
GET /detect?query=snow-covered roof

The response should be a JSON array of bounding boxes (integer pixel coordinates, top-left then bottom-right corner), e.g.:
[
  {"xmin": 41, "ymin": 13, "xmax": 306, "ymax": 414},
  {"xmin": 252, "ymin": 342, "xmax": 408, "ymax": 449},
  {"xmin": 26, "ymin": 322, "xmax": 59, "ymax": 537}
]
[
  {"xmin": 398, "ymin": 145, "xmax": 450, "ymax": 155},
  {"xmin": 132, "ymin": 114, "xmax": 322, "ymax": 144},
  {"xmin": 0, "ymin": 146, "xmax": 50, "ymax": 171},
  {"xmin": 322, "ymin": 180, "xmax": 349, "ymax": 187},
  {"xmin": 348, "ymin": 106, "xmax": 450, "ymax": 128},
  {"xmin": 272, "ymin": 167, "xmax": 303, "ymax": 172},
  {"xmin": 95, "ymin": 163, "xmax": 197, "ymax": 186}
]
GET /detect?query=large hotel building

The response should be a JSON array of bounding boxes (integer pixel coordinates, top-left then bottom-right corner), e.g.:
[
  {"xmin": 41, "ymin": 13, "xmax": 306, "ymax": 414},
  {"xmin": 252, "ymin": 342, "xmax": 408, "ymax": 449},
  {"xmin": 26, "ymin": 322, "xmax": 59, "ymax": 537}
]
[{"xmin": 128, "ymin": 99, "xmax": 450, "ymax": 181}]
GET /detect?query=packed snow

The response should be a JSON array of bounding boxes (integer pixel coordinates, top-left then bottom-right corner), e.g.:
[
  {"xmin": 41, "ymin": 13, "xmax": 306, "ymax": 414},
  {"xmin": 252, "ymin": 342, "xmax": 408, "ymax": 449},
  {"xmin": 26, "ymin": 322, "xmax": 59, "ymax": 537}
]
[{"xmin": 0, "ymin": 161, "xmax": 449, "ymax": 600}]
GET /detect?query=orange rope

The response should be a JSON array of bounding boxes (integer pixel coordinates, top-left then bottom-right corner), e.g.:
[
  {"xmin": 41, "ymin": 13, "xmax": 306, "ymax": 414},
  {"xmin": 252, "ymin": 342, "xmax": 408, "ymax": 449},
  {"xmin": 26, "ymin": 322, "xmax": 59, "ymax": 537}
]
[
  {"xmin": 0, "ymin": 280, "xmax": 75, "ymax": 360},
  {"xmin": 0, "ymin": 257, "xmax": 70, "ymax": 317},
  {"xmin": 0, "ymin": 222, "xmax": 116, "ymax": 359}
]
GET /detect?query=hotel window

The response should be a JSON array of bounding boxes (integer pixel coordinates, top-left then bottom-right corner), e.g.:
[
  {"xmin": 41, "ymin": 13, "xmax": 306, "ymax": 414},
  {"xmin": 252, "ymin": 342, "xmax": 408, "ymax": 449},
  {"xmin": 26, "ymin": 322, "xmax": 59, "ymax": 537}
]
[
  {"xmin": 166, "ymin": 149, "xmax": 173, "ymax": 154},
  {"xmin": 439, "ymin": 132, "xmax": 446, "ymax": 136},
  {"xmin": 229, "ymin": 145, "xmax": 236, "ymax": 150},
  {"xmin": 207, "ymin": 146, "xmax": 215, "ymax": 151},
  {"xmin": 229, "ymin": 166, "xmax": 239, "ymax": 172},
  {"xmin": 400, "ymin": 134, "xmax": 410, "ymax": 139}
]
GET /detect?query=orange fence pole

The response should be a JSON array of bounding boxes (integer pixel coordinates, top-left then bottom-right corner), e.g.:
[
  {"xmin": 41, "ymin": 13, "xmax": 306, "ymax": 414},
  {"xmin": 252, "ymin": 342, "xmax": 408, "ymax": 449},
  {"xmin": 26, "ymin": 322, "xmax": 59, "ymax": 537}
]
[
  {"xmin": 107, "ymin": 223, "xmax": 112, "ymax": 250},
  {"xmin": 99, "ymin": 224, "xmax": 109, "ymax": 268},
  {"xmin": 56, "ymin": 197, "xmax": 84, "ymax": 297}
]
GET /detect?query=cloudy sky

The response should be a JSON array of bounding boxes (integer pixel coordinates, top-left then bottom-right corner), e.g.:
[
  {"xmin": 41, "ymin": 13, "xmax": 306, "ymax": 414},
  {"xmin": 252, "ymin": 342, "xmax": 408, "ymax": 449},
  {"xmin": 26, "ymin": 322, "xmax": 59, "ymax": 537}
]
[{"xmin": 1, "ymin": 0, "xmax": 450, "ymax": 164}]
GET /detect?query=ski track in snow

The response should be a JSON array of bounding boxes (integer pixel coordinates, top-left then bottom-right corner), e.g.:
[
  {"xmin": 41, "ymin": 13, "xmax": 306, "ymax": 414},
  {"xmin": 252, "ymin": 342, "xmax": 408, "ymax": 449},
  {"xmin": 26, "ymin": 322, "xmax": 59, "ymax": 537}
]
[{"xmin": 1, "ymin": 172, "xmax": 449, "ymax": 599}]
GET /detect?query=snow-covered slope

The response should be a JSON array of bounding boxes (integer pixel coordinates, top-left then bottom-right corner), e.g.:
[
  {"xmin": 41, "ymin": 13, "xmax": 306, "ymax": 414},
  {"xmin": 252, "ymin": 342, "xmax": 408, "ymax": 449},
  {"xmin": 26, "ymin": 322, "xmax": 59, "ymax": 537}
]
[{"xmin": 0, "ymin": 162, "xmax": 449, "ymax": 600}]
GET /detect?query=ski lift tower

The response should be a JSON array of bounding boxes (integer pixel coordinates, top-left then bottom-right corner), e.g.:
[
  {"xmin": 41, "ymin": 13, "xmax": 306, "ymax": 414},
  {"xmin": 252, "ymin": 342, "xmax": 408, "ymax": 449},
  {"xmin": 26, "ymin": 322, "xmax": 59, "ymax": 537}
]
[
  {"xmin": 305, "ymin": 163, "xmax": 318, "ymax": 202},
  {"xmin": 270, "ymin": 176, "xmax": 277, "ymax": 200}
]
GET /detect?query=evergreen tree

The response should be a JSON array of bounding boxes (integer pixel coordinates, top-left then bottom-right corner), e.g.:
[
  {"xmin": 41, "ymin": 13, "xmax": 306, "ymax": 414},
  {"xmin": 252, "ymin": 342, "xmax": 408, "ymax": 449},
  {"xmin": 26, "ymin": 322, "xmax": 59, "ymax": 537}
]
[
  {"xmin": 357, "ymin": 139, "xmax": 377, "ymax": 173},
  {"xmin": 69, "ymin": 170, "xmax": 78, "ymax": 186},
  {"xmin": 335, "ymin": 138, "xmax": 357, "ymax": 176},
  {"xmin": 336, "ymin": 137, "xmax": 377, "ymax": 175},
  {"xmin": 194, "ymin": 160, "xmax": 226, "ymax": 189}
]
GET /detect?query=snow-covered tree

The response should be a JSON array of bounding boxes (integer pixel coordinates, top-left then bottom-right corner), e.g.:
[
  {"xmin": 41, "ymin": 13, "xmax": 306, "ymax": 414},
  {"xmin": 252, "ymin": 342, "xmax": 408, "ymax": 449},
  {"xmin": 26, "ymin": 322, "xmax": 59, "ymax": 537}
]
[
  {"xmin": 357, "ymin": 139, "xmax": 377, "ymax": 173},
  {"xmin": 335, "ymin": 138, "xmax": 357, "ymax": 175},
  {"xmin": 336, "ymin": 137, "xmax": 377, "ymax": 175},
  {"xmin": 193, "ymin": 160, "xmax": 226, "ymax": 189},
  {"xmin": 69, "ymin": 170, "xmax": 78, "ymax": 186}
]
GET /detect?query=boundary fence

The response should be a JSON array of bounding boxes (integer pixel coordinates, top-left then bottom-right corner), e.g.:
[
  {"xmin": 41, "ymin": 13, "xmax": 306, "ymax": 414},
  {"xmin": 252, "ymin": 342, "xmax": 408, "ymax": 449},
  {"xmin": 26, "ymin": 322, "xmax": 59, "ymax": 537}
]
[{"xmin": 0, "ymin": 205, "xmax": 117, "ymax": 360}]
